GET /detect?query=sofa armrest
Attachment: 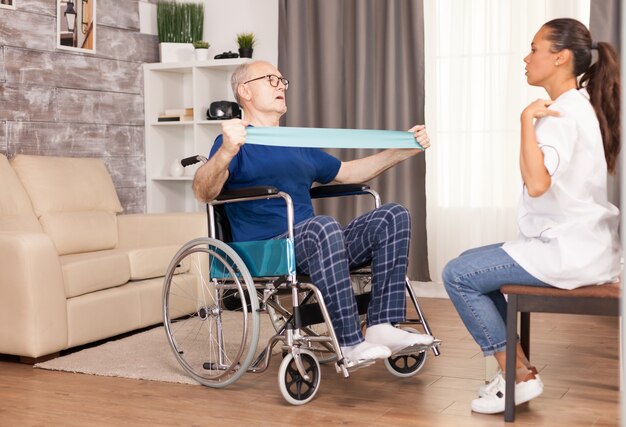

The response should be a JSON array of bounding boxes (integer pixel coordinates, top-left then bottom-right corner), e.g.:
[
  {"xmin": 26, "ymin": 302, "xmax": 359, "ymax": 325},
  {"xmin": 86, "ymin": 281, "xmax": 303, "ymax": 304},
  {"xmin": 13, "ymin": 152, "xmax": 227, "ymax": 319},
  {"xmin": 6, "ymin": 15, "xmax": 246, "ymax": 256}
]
[
  {"xmin": 0, "ymin": 231, "xmax": 68, "ymax": 358},
  {"xmin": 116, "ymin": 212, "xmax": 207, "ymax": 249}
]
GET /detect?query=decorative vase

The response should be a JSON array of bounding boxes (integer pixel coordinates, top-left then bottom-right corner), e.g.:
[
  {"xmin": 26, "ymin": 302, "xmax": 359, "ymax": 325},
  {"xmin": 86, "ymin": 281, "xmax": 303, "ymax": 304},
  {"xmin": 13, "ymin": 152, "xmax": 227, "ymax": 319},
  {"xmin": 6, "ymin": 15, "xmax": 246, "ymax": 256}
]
[
  {"xmin": 159, "ymin": 43, "xmax": 194, "ymax": 63},
  {"xmin": 238, "ymin": 47, "xmax": 253, "ymax": 58},
  {"xmin": 169, "ymin": 159, "xmax": 184, "ymax": 177},
  {"xmin": 194, "ymin": 48, "xmax": 209, "ymax": 61}
]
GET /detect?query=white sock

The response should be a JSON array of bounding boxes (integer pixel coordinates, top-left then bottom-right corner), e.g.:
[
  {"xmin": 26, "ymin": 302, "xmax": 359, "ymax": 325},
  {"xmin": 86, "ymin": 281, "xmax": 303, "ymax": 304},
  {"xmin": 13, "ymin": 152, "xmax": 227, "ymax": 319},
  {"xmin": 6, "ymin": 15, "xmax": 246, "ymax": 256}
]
[
  {"xmin": 340, "ymin": 341, "xmax": 391, "ymax": 363},
  {"xmin": 365, "ymin": 323, "xmax": 434, "ymax": 353}
]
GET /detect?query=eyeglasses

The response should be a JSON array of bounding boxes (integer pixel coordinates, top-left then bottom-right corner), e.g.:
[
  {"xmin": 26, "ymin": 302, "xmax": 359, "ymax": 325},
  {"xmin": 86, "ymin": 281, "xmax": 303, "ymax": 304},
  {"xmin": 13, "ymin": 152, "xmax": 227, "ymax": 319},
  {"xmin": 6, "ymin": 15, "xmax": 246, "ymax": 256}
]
[{"xmin": 243, "ymin": 74, "xmax": 289, "ymax": 90}]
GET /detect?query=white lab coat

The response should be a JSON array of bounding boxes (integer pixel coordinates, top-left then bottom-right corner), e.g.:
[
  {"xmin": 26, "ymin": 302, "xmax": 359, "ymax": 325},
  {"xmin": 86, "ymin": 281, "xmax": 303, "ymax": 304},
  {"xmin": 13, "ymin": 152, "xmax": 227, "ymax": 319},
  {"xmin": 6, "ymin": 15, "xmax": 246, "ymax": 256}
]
[{"xmin": 503, "ymin": 88, "xmax": 621, "ymax": 289}]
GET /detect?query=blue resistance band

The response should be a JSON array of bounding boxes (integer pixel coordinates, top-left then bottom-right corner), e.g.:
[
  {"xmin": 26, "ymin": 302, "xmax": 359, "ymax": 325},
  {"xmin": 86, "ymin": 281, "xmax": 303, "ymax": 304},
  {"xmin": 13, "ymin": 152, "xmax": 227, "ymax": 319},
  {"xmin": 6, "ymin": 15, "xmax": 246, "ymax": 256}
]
[{"xmin": 246, "ymin": 126, "xmax": 424, "ymax": 150}]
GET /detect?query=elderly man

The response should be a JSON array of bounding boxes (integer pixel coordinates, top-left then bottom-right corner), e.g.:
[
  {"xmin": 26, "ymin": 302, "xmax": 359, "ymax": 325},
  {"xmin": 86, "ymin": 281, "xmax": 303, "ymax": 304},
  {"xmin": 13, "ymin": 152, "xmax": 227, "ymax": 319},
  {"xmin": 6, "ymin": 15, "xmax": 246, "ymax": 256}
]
[{"xmin": 193, "ymin": 60, "xmax": 432, "ymax": 366}]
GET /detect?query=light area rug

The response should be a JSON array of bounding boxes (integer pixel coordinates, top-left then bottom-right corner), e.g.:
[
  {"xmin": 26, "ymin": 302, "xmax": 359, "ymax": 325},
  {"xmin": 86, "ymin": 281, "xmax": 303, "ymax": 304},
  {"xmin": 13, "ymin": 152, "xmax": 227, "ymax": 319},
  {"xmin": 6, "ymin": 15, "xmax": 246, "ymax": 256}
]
[{"xmin": 35, "ymin": 314, "xmax": 279, "ymax": 386}]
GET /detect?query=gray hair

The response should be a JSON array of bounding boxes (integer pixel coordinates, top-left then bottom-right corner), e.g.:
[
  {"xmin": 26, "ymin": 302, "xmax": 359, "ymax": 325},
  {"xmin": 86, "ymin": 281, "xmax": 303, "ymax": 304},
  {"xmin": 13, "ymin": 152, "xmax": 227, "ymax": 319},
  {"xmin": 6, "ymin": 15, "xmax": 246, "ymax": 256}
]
[
  {"xmin": 230, "ymin": 62, "xmax": 255, "ymax": 105},
  {"xmin": 231, "ymin": 61, "xmax": 277, "ymax": 105}
]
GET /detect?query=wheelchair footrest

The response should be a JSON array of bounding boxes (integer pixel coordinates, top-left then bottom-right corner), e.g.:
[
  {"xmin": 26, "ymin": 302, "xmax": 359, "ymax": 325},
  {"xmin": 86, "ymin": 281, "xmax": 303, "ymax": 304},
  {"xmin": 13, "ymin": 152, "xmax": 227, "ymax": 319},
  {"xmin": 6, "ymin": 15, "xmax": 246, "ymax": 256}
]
[
  {"xmin": 391, "ymin": 339, "xmax": 442, "ymax": 357},
  {"xmin": 335, "ymin": 358, "xmax": 376, "ymax": 374}
]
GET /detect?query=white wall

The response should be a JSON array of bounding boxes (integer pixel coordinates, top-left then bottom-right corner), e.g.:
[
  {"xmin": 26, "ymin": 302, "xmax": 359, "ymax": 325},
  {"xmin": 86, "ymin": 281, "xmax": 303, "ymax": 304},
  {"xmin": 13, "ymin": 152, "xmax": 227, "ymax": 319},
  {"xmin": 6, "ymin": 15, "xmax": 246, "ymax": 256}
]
[
  {"xmin": 139, "ymin": 0, "xmax": 279, "ymax": 65},
  {"xmin": 204, "ymin": 0, "xmax": 278, "ymax": 65}
]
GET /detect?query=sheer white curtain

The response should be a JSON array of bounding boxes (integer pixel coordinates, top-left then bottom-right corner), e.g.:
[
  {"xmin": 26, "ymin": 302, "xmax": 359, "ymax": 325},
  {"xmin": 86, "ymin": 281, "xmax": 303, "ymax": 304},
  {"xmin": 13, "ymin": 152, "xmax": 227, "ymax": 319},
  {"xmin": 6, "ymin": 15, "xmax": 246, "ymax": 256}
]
[{"xmin": 424, "ymin": 0, "xmax": 590, "ymax": 285}]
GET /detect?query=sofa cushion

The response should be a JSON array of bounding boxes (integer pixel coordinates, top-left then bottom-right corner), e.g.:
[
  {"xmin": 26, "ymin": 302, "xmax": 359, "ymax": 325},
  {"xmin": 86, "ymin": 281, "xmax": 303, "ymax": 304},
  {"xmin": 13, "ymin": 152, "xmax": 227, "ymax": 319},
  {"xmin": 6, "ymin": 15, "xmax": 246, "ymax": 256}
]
[
  {"xmin": 41, "ymin": 211, "xmax": 119, "ymax": 256},
  {"xmin": 125, "ymin": 245, "xmax": 181, "ymax": 280},
  {"xmin": 11, "ymin": 155, "xmax": 123, "ymax": 255},
  {"xmin": 66, "ymin": 283, "xmax": 141, "ymax": 348},
  {"xmin": 60, "ymin": 249, "xmax": 131, "ymax": 298},
  {"xmin": 0, "ymin": 154, "xmax": 42, "ymax": 233}
]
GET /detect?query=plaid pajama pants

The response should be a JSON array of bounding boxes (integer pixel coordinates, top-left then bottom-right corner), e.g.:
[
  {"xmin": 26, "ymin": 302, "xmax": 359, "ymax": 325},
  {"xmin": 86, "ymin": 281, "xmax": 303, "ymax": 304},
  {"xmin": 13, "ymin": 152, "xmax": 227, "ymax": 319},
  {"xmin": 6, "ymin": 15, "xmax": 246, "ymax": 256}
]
[{"xmin": 292, "ymin": 203, "xmax": 411, "ymax": 346}]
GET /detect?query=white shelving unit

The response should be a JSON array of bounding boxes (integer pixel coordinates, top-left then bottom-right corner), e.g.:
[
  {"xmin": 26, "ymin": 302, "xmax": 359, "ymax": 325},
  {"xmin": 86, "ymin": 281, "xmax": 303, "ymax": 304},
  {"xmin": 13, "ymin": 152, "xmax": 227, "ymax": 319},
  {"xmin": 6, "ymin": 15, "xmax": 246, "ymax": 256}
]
[{"xmin": 143, "ymin": 58, "xmax": 251, "ymax": 213}]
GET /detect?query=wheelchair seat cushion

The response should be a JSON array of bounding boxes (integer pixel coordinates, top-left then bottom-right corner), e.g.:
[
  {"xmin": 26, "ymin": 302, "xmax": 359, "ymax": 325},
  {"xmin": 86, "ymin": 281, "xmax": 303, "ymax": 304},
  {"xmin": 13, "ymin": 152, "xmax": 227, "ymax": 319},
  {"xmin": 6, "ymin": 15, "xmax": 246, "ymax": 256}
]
[{"xmin": 211, "ymin": 239, "xmax": 296, "ymax": 277}]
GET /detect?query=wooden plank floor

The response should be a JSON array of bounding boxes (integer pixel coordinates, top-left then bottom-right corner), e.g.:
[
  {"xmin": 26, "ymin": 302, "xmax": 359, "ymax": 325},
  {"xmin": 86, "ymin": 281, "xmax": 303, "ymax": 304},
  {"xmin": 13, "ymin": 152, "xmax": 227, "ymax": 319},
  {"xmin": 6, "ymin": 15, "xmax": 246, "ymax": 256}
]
[{"xmin": 0, "ymin": 298, "xmax": 619, "ymax": 426}]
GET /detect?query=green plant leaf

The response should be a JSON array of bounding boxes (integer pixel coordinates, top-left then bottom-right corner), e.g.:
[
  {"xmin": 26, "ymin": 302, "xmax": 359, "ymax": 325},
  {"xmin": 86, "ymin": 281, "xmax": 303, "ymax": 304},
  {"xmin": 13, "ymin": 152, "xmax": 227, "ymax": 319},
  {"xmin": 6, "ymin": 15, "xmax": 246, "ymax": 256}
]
[
  {"xmin": 193, "ymin": 40, "xmax": 209, "ymax": 49},
  {"xmin": 157, "ymin": 1, "xmax": 204, "ymax": 43},
  {"xmin": 236, "ymin": 32, "xmax": 256, "ymax": 49}
]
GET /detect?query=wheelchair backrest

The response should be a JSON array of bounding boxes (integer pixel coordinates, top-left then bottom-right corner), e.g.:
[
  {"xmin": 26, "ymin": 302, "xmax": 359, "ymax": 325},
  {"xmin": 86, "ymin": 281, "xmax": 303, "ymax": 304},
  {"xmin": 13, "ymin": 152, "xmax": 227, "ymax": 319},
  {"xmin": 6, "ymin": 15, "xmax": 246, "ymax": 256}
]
[{"xmin": 212, "ymin": 204, "xmax": 233, "ymax": 242}]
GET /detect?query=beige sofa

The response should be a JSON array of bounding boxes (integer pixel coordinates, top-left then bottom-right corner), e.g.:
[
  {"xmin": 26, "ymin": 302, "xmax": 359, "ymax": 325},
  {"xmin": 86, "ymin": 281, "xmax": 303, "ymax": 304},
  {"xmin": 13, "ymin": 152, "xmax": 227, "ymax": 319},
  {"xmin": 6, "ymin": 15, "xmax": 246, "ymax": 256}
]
[{"xmin": 0, "ymin": 154, "xmax": 206, "ymax": 361}]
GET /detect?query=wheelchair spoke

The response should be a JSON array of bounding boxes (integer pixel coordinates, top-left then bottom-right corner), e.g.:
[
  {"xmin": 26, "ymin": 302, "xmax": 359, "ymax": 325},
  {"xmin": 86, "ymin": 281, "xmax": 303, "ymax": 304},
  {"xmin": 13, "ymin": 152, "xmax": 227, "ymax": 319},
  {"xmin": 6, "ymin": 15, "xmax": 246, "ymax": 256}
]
[
  {"xmin": 286, "ymin": 364, "xmax": 315, "ymax": 388},
  {"xmin": 385, "ymin": 349, "xmax": 427, "ymax": 377}
]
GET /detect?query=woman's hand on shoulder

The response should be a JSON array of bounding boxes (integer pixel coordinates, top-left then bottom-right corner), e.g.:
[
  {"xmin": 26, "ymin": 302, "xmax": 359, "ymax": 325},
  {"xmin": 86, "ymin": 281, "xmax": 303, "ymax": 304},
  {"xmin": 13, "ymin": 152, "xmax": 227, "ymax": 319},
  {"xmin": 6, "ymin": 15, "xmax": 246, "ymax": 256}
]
[{"xmin": 521, "ymin": 99, "xmax": 560, "ymax": 122}]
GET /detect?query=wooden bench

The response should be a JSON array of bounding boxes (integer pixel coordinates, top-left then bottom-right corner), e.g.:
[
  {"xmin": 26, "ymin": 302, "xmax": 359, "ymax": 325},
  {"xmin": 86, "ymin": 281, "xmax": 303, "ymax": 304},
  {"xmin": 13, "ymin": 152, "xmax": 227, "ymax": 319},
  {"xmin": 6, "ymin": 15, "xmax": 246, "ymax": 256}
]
[{"xmin": 500, "ymin": 281, "xmax": 621, "ymax": 422}]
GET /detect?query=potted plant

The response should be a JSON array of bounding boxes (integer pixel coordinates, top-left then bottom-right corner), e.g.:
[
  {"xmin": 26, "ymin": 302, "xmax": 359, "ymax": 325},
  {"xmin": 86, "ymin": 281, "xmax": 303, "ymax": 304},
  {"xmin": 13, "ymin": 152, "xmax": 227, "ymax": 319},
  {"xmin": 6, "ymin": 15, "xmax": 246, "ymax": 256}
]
[
  {"xmin": 236, "ymin": 32, "xmax": 256, "ymax": 58},
  {"xmin": 157, "ymin": 1, "xmax": 204, "ymax": 62},
  {"xmin": 193, "ymin": 40, "xmax": 210, "ymax": 61}
]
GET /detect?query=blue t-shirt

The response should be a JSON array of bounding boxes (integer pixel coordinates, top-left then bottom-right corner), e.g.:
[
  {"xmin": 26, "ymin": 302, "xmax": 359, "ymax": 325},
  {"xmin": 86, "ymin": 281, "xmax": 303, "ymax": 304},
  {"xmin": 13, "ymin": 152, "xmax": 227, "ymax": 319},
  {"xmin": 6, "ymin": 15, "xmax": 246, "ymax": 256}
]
[{"xmin": 209, "ymin": 132, "xmax": 341, "ymax": 241}]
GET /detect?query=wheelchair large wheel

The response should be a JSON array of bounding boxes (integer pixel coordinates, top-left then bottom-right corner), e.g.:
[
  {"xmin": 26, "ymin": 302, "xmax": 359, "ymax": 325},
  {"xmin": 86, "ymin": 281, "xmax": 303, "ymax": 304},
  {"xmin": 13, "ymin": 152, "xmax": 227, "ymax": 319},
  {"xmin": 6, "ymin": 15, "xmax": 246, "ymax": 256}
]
[
  {"xmin": 278, "ymin": 349, "xmax": 321, "ymax": 405},
  {"xmin": 384, "ymin": 327, "xmax": 427, "ymax": 378},
  {"xmin": 163, "ymin": 237, "xmax": 260, "ymax": 388}
]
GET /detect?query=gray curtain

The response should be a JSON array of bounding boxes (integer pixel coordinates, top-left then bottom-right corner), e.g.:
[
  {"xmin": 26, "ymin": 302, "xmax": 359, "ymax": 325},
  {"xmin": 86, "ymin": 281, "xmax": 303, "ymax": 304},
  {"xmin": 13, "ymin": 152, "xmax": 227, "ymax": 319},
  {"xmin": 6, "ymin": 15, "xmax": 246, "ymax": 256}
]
[
  {"xmin": 590, "ymin": 0, "xmax": 621, "ymax": 207},
  {"xmin": 278, "ymin": 0, "xmax": 429, "ymax": 280}
]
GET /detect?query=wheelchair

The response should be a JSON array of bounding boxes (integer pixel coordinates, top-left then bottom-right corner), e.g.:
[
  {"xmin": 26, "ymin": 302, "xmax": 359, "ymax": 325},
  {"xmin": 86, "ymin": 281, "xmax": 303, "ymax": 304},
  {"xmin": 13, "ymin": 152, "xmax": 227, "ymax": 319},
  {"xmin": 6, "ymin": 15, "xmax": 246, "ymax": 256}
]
[{"xmin": 162, "ymin": 155, "xmax": 441, "ymax": 405}]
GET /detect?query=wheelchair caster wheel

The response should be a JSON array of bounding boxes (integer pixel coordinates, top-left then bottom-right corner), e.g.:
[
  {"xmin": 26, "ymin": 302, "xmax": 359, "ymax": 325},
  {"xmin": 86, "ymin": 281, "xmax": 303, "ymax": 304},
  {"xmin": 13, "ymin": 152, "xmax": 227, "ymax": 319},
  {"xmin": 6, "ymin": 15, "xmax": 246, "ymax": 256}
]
[
  {"xmin": 278, "ymin": 349, "xmax": 321, "ymax": 405},
  {"xmin": 383, "ymin": 326, "xmax": 428, "ymax": 377},
  {"xmin": 384, "ymin": 350, "xmax": 427, "ymax": 377}
]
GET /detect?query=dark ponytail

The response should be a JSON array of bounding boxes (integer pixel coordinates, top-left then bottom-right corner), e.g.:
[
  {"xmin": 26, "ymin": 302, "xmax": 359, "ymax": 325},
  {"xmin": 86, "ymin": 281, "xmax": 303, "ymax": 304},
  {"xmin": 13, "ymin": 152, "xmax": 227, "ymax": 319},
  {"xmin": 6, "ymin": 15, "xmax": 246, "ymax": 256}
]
[
  {"xmin": 544, "ymin": 18, "xmax": 621, "ymax": 174},
  {"xmin": 579, "ymin": 42, "xmax": 621, "ymax": 173}
]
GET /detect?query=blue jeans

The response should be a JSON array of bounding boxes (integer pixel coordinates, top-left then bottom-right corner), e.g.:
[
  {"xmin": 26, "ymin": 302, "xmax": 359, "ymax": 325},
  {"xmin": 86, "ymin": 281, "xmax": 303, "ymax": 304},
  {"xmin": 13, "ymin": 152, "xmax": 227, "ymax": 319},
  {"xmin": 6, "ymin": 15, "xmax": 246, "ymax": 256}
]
[{"xmin": 442, "ymin": 243, "xmax": 548, "ymax": 356}]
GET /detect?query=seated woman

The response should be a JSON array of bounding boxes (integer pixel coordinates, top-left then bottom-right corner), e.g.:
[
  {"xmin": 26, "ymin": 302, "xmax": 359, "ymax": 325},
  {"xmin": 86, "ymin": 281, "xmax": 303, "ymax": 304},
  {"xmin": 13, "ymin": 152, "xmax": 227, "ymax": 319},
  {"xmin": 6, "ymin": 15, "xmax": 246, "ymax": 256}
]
[{"xmin": 442, "ymin": 18, "xmax": 621, "ymax": 415}]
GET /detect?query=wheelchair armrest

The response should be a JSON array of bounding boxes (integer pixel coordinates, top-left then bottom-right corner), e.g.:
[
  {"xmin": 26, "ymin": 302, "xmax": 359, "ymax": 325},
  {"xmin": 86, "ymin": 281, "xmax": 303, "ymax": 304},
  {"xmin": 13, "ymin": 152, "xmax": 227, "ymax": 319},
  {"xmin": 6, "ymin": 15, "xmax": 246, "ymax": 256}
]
[
  {"xmin": 309, "ymin": 184, "xmax": 371, "ymax": 199},
  {"xmin": 216, "ymin": 186, "xmax": 280, "ymax": 201}
]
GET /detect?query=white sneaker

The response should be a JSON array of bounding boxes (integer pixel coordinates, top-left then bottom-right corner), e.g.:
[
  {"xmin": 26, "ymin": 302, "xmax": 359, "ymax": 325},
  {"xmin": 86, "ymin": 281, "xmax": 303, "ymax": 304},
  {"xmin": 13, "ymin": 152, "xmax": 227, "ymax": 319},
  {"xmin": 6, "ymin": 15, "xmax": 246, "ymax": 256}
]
[
  {"xmin": 479, "ymin": 368, "xmax": 541, "ymax": 397},
  {"xmin": 471, "ymin": 374, "xmax": 544, "ymax": 414},
  {"xmin": 478, "ymin": 370, "xmax": 503, "ymax": 398},
  {"xmin": 365, "ymin": 324, "xmax": 434, "ymax": 354},
  {"xmin": 341, "ymin": 341, "xmax": 391, "ymax": 365}
]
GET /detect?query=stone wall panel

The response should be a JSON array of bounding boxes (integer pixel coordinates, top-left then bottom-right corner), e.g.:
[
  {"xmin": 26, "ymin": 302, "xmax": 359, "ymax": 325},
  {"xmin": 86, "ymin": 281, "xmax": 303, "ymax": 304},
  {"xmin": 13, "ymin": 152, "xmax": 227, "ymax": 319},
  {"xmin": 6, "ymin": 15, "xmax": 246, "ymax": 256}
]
[
  {"xmin": 0, "ymin": 84, "xmax": 56, "ymax": 122},
  {"xmin": 0, "ymin": 12, "xmax": 56, "ymax": 51},
  {"xmin": 55, "ymin": 88, "xmax": 144, "ymax": 125},
  {"xmin": 15, "ymin": 0, "xmax": 55, "ymax": 16},
  {"xmin": 98, "ymin": 0, "xmax": 140, "ymax": 30},
  {"xmin": 97, "ymin": 26, "xmax": 158, "ymax": 63},
  {"xmin": 116, "ymin": 186, "xmax": 146, "ymax": 214},
  {"xmin": 0, "ymin": 121, "xmax": 6, "ymax": 154},
  {"xmin": 5, "ymin": 48, "xmax": 142, "ymax": 94},
  {"xmin": 7, "ymin": 122, "xmax": 143, "ymax": 157}
]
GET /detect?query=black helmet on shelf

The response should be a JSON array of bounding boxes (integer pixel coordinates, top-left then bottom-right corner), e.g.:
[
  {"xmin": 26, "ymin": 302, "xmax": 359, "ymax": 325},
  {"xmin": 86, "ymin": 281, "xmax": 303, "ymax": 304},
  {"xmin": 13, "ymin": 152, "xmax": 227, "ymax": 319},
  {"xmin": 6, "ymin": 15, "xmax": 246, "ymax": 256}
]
[{"xmin": 207, "ymin": 101, "xmax": 242, "ymax": 120}]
